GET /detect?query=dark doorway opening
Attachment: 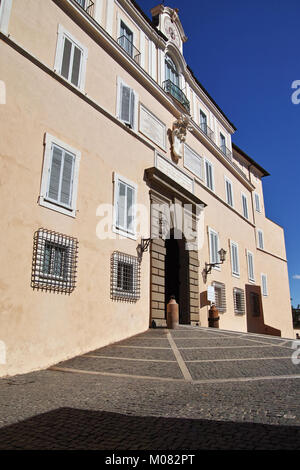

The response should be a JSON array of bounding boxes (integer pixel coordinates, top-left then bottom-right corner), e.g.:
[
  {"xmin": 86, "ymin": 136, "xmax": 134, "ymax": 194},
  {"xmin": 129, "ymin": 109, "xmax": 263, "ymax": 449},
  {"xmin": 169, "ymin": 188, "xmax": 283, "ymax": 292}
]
[{"xmin": 165, "ymin": 229, "xmax": 190, "ymax": 324}]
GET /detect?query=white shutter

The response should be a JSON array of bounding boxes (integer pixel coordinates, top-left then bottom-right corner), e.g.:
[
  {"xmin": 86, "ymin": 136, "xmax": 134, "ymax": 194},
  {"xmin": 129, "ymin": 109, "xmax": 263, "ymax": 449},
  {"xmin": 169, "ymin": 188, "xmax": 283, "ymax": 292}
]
[
  {"xmin": 247, "ymin": 251, "xmax": 254, "ymax": 281},
  {"xmin": 117, "ymin": 181, "xmax": 126, "ymax": 230},
  {"xmin": 242, "ymin": 194, "xmax": 248, "ymax": 219},
  {"xmin": 71, "ymin": 45, "xmax": 82, "ymax": 87},
  {"xmin": 61, "ymin": 37, "xmax": 72, "ymax": 80},
  {"xmin": 231, "ymin": 242, "xmax": 240, "ymax": 275},
  {"xmin": 60, "ymin": 152, "xmax": 74, "ymax": 206},
  {"xmin": 209, "ymin": 229, "xmax": 219, "ymax": 264},
  {"xmin": 120, "ymin": 84, "xmax": 131, "ymax": 124},
  {"xmin": 126, "ymin": 185, "xmax": 134, "ymax": 233},
  {"xmin": 226, "ymin": 180, "xmax": 233, "ymax": 206},
  {"xmin": 129, "ymin": 90, "xmax": 135, "ymax": 129},
  {"xmin": 261, "ymin": 274, "xmax": 268, "ymax": 296},
  {"xmin": 48, "ymin": 145, "xmax": 63, "ymax": 202},
  {"xmin": 205, "ymin": 160, "xmax": 214, "ymax": 190},
  {"xmin": 258, "ymin": 230, "xmax": 264, "ymax": 249}
]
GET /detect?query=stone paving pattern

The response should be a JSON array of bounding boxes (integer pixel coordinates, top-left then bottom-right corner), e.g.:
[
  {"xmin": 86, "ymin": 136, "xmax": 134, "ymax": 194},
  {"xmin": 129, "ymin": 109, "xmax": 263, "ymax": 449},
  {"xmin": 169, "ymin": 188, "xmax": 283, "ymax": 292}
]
[{"xmin": 0, "ymin": 326, "xmax": 299, "ymax": 450}]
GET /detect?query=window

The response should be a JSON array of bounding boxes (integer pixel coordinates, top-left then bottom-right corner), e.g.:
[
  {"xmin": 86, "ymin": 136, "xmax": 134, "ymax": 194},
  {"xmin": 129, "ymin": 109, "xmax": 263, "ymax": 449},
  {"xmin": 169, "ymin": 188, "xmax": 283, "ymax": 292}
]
[
  {"xmin": 242, "ymin": 193, "xmax": 249, "ymax": 219},
  {"xmin": 113, "ymin": 173, "xmax": 137, "ymax": 238},
  {"xmin": 261, "ymin": 274, "xmax": 268, "ymax": 296},
  {"xmin": 111, "ymin": 251, "xmax": 141, "ymax": 301},
  {"xmin": 225, "ymin": 177, "xmax": 234, "ymax": 207},
  {"xmin": 116, "ymin": 77, "xmax": 138, "ymax": 130},
  {"xmin": 200, "ymin": 111, "xmax": 207, "ymax": 134},
  {"xmin": 0, "ymin": 0, "xmax": 12, "ymax": 35},
  {"xmin": 31, "ymin": 228, "xmax": 78, "ymax": 293},
  {"xmin": 230, "ymin": 241, "xmax": 240, "ymax": 277},
  {"xmin": 208, "ymin": 228, "xmax": 220, "ymax": 265},
  {"xmin": 165, "ymin": 55, "xmax": 179, "ymax": 87},
  {"xmin": 233, "ymin": 288, "xmax": 245, "ymax": 315},
  {"xmin": 257, "ymin": 229, "xmax": 264, "ymax": 250},
  {"xmin": 247, "ymin": 250, "xmax": 255, "ymax": 282},
  {"xmin": 39, "ymin": 134, "xmax": 81, "ymax": 217},
  {"xmin": 212, "ymin": 281, "xmax": 226, "ymax": 312},
  {"xmin": 54, "ymin": 25, "xmax": 88, "ymax": 91},
  {"xmin": 220, "ymin": 133, "xmax": 226, "ymax": 153},
  {"xmin": 254, "ymin": 192, "xmax": 261, "ymax": 212},
  {"xmin": 119, "ymin": 21, "xmax": 134, "ymax": 57},
  {"xmin": 205, "ymin": 159, "xmax": 214, "ymax": 191}
]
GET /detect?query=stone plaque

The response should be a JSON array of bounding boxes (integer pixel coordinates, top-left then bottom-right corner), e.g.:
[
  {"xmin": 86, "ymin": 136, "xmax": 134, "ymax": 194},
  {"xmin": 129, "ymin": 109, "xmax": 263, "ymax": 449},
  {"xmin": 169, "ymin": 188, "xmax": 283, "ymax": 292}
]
[
  {"xmin": 139, "ymin": 105, "xmax": 166, "ymax": 150},
  {"xmin": 156, "ymin": 154, "xmax": 194, "ymax": 193}
]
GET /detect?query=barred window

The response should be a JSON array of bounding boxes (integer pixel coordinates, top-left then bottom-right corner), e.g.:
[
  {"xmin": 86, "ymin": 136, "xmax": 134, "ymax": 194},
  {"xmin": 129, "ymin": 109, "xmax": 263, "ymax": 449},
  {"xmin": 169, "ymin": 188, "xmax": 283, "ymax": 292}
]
[
  {"xmin": 31, "ymin": 228, "xmax": 78, "ymax": 294},
  {"xmin": 233, "ymin": 288, "xmax": 245, "ymax": 315},
  {"xmin": 111, "ymin": 251, "xmax": 140, "ymax": 302},
  {"xmin": 212, "ymin": 281, "xmax": 226, "ymax": 312}
]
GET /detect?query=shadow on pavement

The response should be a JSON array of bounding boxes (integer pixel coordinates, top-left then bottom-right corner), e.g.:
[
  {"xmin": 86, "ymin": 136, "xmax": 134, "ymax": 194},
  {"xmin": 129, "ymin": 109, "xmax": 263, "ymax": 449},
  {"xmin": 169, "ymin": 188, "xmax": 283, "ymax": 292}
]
[{"xmin": 0, "ymin": 407, "xmax": 299, "ymax": 450}]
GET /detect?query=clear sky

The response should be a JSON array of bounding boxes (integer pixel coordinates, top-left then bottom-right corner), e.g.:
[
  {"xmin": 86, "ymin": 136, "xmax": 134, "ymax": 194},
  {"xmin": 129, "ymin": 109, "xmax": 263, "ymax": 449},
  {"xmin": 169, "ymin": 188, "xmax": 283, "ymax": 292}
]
[{"xmin": 136, "ymin": 0, "xmax": 300, "ymax": 307}]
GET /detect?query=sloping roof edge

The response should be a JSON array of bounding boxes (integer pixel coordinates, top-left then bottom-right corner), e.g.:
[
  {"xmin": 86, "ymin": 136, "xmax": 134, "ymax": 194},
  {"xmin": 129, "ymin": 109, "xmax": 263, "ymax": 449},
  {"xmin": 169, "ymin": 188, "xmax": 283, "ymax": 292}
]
[{"xmin": 232, "ymin": 143, "xmax": 270, "ymax": 177}]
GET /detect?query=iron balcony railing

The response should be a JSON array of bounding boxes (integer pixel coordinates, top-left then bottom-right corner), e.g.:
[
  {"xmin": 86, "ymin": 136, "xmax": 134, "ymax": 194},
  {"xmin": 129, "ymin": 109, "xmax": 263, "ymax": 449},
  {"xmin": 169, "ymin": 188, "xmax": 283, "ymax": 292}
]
[
  {"xmin": 74, "ymin": 0, "xmax": 95, "ymax": 17},
  {"xmin": 200, "ymin": 122, "xmax": 214, "ymax": 142},
  {"xmin": 117, "ymin": 36, "xmax": 141, "ymax": 65},
  {"xmin": 220, "ymin": 144, "xmax": 232, "ymax": 160},
  {"xmin": 162, "ymin": 79, "xmax": 190, "ymax": 113}
]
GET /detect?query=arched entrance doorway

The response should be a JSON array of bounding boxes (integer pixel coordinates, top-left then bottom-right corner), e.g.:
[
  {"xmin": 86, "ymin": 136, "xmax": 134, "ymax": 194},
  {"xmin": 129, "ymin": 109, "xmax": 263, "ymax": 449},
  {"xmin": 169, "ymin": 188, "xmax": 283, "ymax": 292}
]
[{"xmin": 165, "ymin": 229, "xmax": 190, "ymax": 324}]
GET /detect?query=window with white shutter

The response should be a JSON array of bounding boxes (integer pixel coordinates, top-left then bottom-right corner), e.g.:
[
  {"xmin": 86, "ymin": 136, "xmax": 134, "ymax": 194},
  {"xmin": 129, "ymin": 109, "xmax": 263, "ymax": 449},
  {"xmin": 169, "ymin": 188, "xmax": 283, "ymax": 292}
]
[
  {"xmin": 247, "ymin": 250, "xmax": 255, "ymax": 282},
  {"xmin": 205, "ymin": 159, "xmax": 214, "ymax": 191},
  {"xmin": 113, "ymin": 173, "xmax": 137, "ymax": 239},
  {"xmin": 242, "ymin": 193, "xmax": 249, "ymax": 219},
  {"xmin": 208, "ymin": 228, "xmax": 220, "ymax": 265},
  {"xmin": 40, "ymin": 134, "xmax": 81, "ymax": 217},
  {"xmin": 254, "ymin": 192, "xmax": 261, "ymax": 212},
  {"xmin": 225, "ymin": 177, "xmax": 234, "ymax": 207},
  {"xmin": 117, "ymin": 78, "xmax": 138, "ymax": 130},
  {"xmin": 257, "ymin": 229, "xmax": 264, "ymax": 250},
  {"xmin": 230, "ymin": 241, "xmax": 240, "ymax": 277},
  {"xmin": 261, "ymin": 273, "xmax": 268, "ymax": 296},
  {"xmin": 55, "ymin": 25, "xmax": 88, "ymax": 91}
]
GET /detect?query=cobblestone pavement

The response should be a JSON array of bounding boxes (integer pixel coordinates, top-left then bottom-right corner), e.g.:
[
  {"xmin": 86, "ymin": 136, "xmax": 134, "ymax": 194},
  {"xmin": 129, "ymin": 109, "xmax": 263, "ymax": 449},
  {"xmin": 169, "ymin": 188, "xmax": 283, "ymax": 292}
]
[{"xmin": 0, "ymin": 326, "xmax": 300, "ymax": 450}]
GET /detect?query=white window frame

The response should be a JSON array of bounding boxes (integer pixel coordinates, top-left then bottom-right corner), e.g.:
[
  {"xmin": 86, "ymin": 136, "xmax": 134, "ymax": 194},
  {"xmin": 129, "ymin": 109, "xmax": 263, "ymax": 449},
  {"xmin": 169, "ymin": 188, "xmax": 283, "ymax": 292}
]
[
  {"xmin": 208, "ymin": 227, "xmax": 220, "ymax": 268},
  {"xmin": 241, "ymin": 192, "xmax": 249, "ymax": 219},
  {"xmin": 0, "ymin": 0, "xmax": 12, "ymax": 34},
  {"xmin": 225, "ymin": 176, "xmax": 234, "ymax": 207},
  {"xmin": 230, "ymin": 240, "xmax": 240, "ymax": 277},
  {"xmin": 54, "ymin": 24, "xmax": 88, "ymax": 91},
  {"xmin": 116, "ymin": 77, "xmax": 139, "ymax": 131},
  {"xmin": 257, "ymin": 229, "xmax": 264, "ymax": 250},
  {"xmin": 204, "ymin": 158, "xmax": 215, "ymax": 192},
  {"xmin": 254, "ymin": 192, "xmax": 261, "ymax": 213},
  {"xmin": 39, "ymin": 133, "xmax": 81, "ymax": 218},
  {"xmin": 113, "ymin": 172, "xmax": 137, "ymax": 240},
  {"xmin": 261, "ymin": 273, "xmax": 268, "ymax": 296},
  {"xmin": 246, "ymin": 250, "xmax": 255, "ymax": 282}
]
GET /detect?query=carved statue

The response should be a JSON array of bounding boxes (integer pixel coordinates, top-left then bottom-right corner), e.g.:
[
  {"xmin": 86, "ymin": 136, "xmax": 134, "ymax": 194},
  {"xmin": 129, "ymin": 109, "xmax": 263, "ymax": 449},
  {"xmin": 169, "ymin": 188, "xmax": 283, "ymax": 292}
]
[{"xmin": 171, "ymin": 114, "xmax": 193, "ymax": 161}]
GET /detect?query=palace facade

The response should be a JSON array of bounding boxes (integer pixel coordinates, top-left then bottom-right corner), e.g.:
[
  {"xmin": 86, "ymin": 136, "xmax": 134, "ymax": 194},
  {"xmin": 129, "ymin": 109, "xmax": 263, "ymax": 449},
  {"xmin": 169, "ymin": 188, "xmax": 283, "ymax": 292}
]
[{"xmin": 0, "ymin": 0, "xmax": 294, "ymax": 376}]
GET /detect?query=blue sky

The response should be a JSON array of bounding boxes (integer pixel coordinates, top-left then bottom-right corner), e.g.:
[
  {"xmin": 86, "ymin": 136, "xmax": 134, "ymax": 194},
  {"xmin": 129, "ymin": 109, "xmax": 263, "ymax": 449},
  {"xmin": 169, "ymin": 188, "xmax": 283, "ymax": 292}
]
[{"xmin": 137, "ymin": 0, "xmax": 300, "ymax": 307}]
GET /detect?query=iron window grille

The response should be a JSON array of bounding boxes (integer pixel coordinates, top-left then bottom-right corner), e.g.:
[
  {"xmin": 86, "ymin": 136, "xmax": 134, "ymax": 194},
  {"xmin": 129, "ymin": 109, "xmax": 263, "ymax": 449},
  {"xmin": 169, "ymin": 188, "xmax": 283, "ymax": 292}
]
[
  {"xmin": 212, "ymin": 281, "xmax": 226, "ymax": 312},
  {"xmin": 31, "ymin": 228, "xmax": 78, "ymax": 294},
  {"xmin": 111, "ymin": 251, "xmax": 140, "ymax": 302},
  {"xmin": 233, "ymin": 288, "xmax": 245, "ymax": 315}
]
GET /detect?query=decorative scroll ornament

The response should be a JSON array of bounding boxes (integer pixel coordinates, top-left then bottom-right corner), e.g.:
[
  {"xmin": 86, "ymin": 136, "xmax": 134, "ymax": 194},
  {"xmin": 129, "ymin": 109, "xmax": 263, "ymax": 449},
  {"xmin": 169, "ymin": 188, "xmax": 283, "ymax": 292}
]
[{"xmin": 171, "ymin": 114, "xmax": 193, "ymax": 162}]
